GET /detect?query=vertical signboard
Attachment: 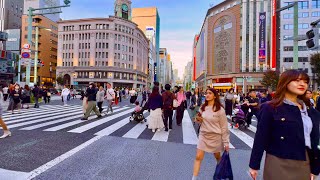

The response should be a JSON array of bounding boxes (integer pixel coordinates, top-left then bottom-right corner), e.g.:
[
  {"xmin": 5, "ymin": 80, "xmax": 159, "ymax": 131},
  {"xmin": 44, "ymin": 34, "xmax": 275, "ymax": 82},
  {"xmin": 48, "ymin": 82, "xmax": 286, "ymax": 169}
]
[
  {"xmin": 259, "ymin": 12, "xmax": 266, "ymax": 63},
  {"xmin": 271, "ymin": 0, "xmax": 277, "ymax": 69}
]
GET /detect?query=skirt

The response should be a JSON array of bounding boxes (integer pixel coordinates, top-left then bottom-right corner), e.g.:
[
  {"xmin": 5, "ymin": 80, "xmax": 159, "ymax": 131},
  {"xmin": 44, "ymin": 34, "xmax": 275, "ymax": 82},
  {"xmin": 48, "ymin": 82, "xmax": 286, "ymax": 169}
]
[
  {"xmin": 197, "ymin": 132, "xmax": 224, "ymax": 153},
  {"xmin": 22, "ymin": 96, "xmax": 31, "ymax": 104},
  {"xmin": 147, "ymin": 108, "xmax": 164, "ymax": 130},
  {"xmin": 263, "ymin": 152, "xmax": 310, "ymax": 180}
]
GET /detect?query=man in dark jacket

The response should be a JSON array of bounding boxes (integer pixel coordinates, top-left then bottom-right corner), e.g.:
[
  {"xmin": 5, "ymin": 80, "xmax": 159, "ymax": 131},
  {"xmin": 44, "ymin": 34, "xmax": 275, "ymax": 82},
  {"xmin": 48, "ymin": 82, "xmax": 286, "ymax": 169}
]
[
  {"xmin": 32, "ymin": 85, "xmax": 40, "ymax": 108},
  {"xmin": 316, "ymin": 95, "xmax": 320, "ymax": 111},
  {"xmin": 162, "ymin": 84, "xmax": 175, "ymax": 131},
  {"xmin": 81, "ymin": 83, "xmax": 102, "ymax": 120}
]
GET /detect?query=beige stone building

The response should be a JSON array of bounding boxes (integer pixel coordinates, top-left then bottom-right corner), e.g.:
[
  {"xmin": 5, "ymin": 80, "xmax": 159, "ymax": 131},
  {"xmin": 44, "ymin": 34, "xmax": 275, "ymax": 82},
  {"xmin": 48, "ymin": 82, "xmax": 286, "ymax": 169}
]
[{"xmin": 56, "ymin": 0, "xmax": 149, "ymax": 89}]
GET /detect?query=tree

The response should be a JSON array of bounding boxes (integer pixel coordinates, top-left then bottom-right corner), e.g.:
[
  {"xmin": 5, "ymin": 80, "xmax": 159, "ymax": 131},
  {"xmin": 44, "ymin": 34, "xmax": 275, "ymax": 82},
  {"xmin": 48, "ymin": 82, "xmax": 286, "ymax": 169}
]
[
  {"xmin": 260, "ymin": 70, "xmax": 280, "ymax": 90},
  {"xmin": 310, "ymin": 53, "xmax": 320, "ymax": 85},
  {"xmin": 56, "ymin": 76, "xmax": 64, "ymax": 85}
]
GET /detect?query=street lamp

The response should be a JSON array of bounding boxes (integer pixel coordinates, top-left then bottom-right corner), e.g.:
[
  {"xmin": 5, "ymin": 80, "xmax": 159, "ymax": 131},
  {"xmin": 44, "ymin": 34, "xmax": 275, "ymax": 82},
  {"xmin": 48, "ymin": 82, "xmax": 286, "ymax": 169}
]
[{"xmin": 34, "ymin": 26, "xmax": 52, "ymax": 85}]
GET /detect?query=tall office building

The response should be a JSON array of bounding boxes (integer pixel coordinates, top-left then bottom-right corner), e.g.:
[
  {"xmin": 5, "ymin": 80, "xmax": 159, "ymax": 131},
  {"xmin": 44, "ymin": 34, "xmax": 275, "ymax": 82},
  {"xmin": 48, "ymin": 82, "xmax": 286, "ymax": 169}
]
[
  {"xmin": 0, "ymin": 0, "xmax": 24, "ymax": 31},
  {"xmin": 280, "ymin": 0, "xmax": 320, "ymax": 89},
  {"xmin": 24, "ymin": 0, "xmax": 60, "ymax": 22},
  {"xmin": 132, "ymin": 7, "xmax": 160, "ymax": 82}
]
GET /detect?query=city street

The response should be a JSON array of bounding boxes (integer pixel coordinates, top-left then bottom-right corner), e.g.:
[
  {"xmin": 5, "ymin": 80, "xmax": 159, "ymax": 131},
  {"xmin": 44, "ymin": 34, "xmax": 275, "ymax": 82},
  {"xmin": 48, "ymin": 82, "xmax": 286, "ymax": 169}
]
[{"xmin": 0, "ymin": 96, "xmax": 262, "ymax": 180}]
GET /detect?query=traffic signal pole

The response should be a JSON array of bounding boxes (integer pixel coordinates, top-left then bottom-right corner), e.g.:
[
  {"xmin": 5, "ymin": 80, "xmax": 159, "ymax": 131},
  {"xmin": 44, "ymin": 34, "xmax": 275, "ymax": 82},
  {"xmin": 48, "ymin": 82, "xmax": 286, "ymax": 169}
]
[
  {"xmin": 34, "ymin": 26, "xmax": 39, "ymax": 84},
  {"xmin": 26, "ymin": 3, "xmax": 70, "ymax": 86},
  {"xmin": 293, "ymin": 3, "xmax": 298, "ymax": 69}
]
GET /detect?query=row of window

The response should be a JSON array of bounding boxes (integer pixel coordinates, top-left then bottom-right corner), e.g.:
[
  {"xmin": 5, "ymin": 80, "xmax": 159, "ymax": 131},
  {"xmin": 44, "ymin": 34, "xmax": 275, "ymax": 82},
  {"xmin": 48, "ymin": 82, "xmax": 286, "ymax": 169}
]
[
  {"xmin": 80, "ymin": 33, "xmax": 90, "ymax": 40},
  {"xmin": 79, "ymin": 52, "xmax": 90, "ymax": 59},
  {"xmin": 76, "ymin": 71, "xmax": 135, "ymax": 79},
  {"xmin": 283, "ymin": 12, "xmax": 309, "ymax": 19},
  {"xmin": 115, "ymin": 24, "xmax": 134, "ymax": 35},
  {"xmin": 115, "ymin": 34, "xmax": 134, "ymax": 44},
  {"xmin": 114, "ymin": 44, "xmax": 133, "ymax": 53},
  {"xmin": 96, "ymin": 42, "xmax": 109, "ymax": 49},
  {"xmin": 96, "ymin": 24, "xmax": 109, "ymax": 30},
  {"xmin": 96, "ymin": 33, "xmax": 109, "ymax": 40},
  {"xmin": 283, "ymin": 46, "xmax": 308, "ymax": 51},
  {"xmin": 114, "ymin": 53, "xmax": 133, "ymax": 61},
  {"xmin": 284, "ymin": 0, "xmax": 320, "ymax": 9},
  {"xmin": 95, "ymin": 52, "xmax": 109, "ymax": 59},
  {"xmin": 63, "ymin": 44, "xmax": 74, "ymax": 50},
  {"xmin": 79, "ymin": 43, "xmax": 91, "ymax": 49},
  {"xmin": 63, "ymin": 26, "xmax": 75, "ymax": 31},
  {"xmin": 283, "ymin": 57, "xmax": 309, "ymax": 62},
  {"xmin": 283, "ymin": 23, "xmax": 309, "ymax": 30},
  {"xmin": 62, "ymin": 53, "xmax": 74, "ymax": 59},
  {"xmin": 63, "ymin": 34, "xmax": 74, "ymax": 41}
]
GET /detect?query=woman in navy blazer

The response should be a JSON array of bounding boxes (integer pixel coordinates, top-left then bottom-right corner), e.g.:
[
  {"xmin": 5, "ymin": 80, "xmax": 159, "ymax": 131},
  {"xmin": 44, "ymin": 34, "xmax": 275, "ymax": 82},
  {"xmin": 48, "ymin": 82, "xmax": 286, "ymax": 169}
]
[{"xmin": 249, "ymin": 70, "xmax": 320, "ymax": 180}]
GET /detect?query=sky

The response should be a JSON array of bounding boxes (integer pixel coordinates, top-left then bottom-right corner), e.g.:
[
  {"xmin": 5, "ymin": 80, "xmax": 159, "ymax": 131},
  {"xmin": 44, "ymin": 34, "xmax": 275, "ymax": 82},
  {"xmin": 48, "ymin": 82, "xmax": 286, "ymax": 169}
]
[{"xmin": 59, "ymin": 0, "xmax": 222, "ymax": 78}]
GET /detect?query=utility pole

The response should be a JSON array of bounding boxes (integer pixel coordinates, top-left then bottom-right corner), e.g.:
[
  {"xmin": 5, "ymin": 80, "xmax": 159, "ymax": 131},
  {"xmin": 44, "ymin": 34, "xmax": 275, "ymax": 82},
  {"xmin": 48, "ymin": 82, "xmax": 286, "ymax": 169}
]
[{"xmin": 25, "ymin": 1, "xmax": 71, "ymax": 85}]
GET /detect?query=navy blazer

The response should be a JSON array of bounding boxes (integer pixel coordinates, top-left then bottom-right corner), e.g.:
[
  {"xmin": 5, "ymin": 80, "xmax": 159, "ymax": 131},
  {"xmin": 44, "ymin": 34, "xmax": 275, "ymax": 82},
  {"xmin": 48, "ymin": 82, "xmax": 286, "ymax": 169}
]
[{"xmin": 249, "ymin": 103, "xmax": 320, "ymax": 175}]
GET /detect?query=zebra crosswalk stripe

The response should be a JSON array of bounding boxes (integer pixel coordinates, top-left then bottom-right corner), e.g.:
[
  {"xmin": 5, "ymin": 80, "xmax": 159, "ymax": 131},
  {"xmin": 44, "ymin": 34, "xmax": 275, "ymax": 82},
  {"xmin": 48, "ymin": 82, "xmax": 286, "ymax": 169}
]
[
  {"xmin": 182, "ymin": 110, "xmax": 198, "ymax": 145},
  {"xmin": 43, "ymin": 106, "xmax": 127, "ymax": 132},
  {"xmin": 67, "ymin": 107, "xmax": 132, "ymax": 133},
  {"xmin": 228, "ymin": 126, "xmax": 254, "ymax": 148},
  {"xmin": 122, "ymin": 121, "xmax": 147, "ymax": 139},
  {"xmin": 95, "ymin": 112, "xmax": 148, "ymax": 136}
]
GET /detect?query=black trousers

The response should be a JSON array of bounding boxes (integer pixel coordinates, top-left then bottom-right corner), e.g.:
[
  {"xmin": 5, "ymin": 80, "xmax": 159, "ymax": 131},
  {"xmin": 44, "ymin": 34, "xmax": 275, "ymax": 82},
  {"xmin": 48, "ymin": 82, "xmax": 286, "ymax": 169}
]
[
  {"xmin": 176, "ymin": 104, "xmax": 185, "ymax": 125},
  {"xmin": 97, "ymin": 102, "xmax": 103, "ymax": 112},
  {"xmin": 3, "ymin": 94, "xmax": 8, "ymax": 101},
  {"xmin": 247, "ymin": 109, "xmax": 258, "ymax": 125},
  {"xmin": 163, "ymin": 109, "xmax": 173, "ymax": 129},
  {"xmin": 225, "ymin": 99, "xmax": 233, "ymax": 116}
]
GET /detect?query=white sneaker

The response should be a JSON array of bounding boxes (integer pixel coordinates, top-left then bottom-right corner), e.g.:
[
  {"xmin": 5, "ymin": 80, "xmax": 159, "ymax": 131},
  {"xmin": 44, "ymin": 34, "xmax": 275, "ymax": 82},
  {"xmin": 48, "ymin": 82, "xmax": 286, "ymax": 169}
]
[
  {"xmin": 0, "ymin": 130, "xmax": 12, "ymax": 139},
  {"xmin": 152, "ymin": 129, "xmax": 155, "ymax": 133},
  {"xmin": 157, "ymin": 128, "xmax": 161, "ymax": 132}
]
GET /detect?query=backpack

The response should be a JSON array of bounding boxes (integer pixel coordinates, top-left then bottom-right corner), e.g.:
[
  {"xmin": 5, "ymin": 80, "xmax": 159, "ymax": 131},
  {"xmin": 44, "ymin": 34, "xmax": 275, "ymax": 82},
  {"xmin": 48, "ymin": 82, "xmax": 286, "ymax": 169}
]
[{"xmin": 163, "ymin": 92, "xmax": 173, "ymax": 109}]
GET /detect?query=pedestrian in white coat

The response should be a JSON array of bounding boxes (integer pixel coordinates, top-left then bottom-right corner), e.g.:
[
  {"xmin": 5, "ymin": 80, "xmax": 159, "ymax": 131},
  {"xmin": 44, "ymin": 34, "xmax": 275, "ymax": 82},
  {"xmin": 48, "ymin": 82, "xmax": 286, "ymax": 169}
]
[{"xmin": 61, "ymin": 85, "xmax": 70, "ymax": 106}]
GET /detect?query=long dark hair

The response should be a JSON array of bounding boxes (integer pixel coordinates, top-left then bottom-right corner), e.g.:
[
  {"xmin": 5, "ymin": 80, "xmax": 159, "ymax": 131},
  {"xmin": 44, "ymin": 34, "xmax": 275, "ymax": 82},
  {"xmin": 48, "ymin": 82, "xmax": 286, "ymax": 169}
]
[
  {"xmin": 149, "ymin": 86, "xmax": 160, "ymax": 98},
  {"xmin": 201, "ymin": 88, "xmax": 223, "ymax": 112},
  {"xmin": 269, "ymin": 69, "xmax": 310, "ymax": 107}
]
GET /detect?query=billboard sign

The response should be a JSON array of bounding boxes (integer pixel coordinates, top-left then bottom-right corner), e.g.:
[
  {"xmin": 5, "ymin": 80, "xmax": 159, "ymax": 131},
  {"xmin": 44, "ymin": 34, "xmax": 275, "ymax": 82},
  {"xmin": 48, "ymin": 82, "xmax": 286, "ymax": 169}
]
[{"xmin": 259, "ymin": 12, "xmax": 266, "ymax": 62}]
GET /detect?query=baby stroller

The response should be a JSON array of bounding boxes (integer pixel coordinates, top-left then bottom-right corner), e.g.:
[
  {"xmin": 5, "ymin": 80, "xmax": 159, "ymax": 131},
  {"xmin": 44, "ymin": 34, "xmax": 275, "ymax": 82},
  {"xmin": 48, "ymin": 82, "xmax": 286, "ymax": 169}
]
[
  {"xmin": 230, "ymin": 104, "xmax": 249, "ymax": 129},
  {"xmin": 129, "ymin": 101, "xmax": 148, "ymax": 123}
]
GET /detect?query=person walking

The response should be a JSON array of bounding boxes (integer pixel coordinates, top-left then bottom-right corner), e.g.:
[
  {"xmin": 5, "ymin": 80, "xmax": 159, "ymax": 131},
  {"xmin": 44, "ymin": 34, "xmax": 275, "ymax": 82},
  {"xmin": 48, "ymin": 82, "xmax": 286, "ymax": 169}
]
[
  {"xmin": 104, "ymin": 83, "xmax": 115, "ymax": 114},
  {"xmin": 97, "ymin": 86, "xmax": 105, "ymax": 113},
  {"xmin": 0, "ymin": 90, "xmax": 11, "ymax": 139},
  {"xmin": 306, "ymin": 90, "xmax": 315, "ymax": 108},
  {"xmin": 11, "ymin": 84, "xmax": 22, "ymax": 114},
  {"xmin": 141, "ymin": 87, "xmax": 148, "ymax": 107},
  {"xmin": 147, "ymin": 86, "xmax": 164, "ymax": 132},
  {"xmin": 21, "ymin": 85, "xmax": 31, "ymax": 109},
  {"xmin": 245, "ymin": 90, "xmax": 260, "ymax": 127},
  {"xmin": 81, "ymin": 83, "xmax": 102, "ymax": 120},
  {"xmin": 190, "ymin": 88, "xmax": 203, "ymax": 119},
  {"xmin": 224, "ymin": 89, "xmax": 235, "ymax": 117},
  {"xmin": 61, "ymin": 85, "xmax": 70, "ymax": 106},
  {"xmin": 176, "ymin": 86, "xmax": 187, "ymax": 126},
  {"xmin": 3, "ymin": 86, "xmax": 8, "ymax": 102},
  {"xmin": 162, "ymin": 84, "xmax": 175, "ymax": 131},
  {"xmin": 32, "ymin": 85, "xmax": 41, "ymax": 108},
  {"xmin": 192, "ymin": 88, "xmax": 230, "ymax": 180},
  {"xmin": 249, "ymin": 70, "xmax": 320, "ymax": 180}
]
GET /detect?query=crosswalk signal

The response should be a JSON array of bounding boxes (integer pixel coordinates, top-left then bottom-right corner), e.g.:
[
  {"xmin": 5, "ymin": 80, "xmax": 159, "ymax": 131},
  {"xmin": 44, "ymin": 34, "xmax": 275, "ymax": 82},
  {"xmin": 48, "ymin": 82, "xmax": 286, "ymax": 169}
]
[{"xmin": 306, "ymin": 27, "xmax": 319, "ymax": 50}]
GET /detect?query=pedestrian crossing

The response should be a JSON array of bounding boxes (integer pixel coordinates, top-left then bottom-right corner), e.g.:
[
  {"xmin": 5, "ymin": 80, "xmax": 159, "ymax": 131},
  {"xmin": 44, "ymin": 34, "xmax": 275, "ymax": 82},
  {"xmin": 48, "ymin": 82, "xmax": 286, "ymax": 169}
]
[{"xmin": 1, "ymin": 104, "xmax": 258, "ymax": 150}]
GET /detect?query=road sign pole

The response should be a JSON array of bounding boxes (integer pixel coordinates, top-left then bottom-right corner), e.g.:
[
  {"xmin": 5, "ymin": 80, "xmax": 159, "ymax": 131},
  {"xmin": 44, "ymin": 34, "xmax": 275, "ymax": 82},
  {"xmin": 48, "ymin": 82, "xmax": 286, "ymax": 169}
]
[
  {"xmin": 26, "ymin": 7, "xmax": 33, "ymax": 85},
  {"xmin": 293, "ymin": 3, "xmax": 299, "ymax": 69},
  {"xmin": 18, "ymin": 55, "xmax": 21, "ymax": 84},
  {"xmin": 34, "ymin": 26, "xmax": 39, "ymax": 85}
]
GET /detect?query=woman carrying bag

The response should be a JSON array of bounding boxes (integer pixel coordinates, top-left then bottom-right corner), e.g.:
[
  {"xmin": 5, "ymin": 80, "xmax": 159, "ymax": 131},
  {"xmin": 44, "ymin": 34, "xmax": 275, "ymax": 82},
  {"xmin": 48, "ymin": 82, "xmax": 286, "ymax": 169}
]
[
  {"xmin": 192, "ymin": 88, "xmax": 230, "ymax": 180},
  {"xmin": 249, "ymin": 70, "xmax": 320, "ymax": 180}
]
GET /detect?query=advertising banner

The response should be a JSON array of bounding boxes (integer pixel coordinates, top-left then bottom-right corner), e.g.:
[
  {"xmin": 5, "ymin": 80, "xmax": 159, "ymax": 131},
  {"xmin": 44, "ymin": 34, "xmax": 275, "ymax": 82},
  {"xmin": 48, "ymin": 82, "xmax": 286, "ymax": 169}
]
[{"xmin": 259, "ymin": 12, "xmax": 266, "ymax": 63}]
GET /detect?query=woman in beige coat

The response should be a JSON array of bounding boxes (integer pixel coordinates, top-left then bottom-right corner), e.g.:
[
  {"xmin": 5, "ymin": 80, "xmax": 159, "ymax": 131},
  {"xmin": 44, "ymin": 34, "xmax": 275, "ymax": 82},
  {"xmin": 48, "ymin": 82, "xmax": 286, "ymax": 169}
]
[{"xmin": 192, "ymin": 88, "xmax": 230, "ymax": 180}]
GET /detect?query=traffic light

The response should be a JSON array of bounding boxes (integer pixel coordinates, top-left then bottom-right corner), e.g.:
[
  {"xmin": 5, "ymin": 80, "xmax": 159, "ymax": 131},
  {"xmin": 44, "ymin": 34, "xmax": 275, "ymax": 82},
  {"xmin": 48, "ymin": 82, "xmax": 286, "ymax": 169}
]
[
  {"xmin": 64, "ymin": 0, "xmax": 71, "ymax": 6},
  {"xmin": 306, "ymin": 27, "xmax": 319, "ymax": 50}
]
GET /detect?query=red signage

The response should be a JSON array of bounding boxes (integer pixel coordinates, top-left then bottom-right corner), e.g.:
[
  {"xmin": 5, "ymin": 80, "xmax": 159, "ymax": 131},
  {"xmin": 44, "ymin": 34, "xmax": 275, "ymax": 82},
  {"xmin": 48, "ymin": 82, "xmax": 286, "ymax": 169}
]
[{"xmin": 271, "ymin": 0, "xmax": 277, "ymax": 69}]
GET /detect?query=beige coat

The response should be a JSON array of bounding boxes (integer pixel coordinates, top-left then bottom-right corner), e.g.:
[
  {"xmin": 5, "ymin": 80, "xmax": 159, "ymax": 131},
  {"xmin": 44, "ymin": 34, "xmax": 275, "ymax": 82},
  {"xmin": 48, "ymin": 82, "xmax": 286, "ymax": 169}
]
[{"xmin": 197, "ymin": 106, "xmax": 230, "ymax": 153}]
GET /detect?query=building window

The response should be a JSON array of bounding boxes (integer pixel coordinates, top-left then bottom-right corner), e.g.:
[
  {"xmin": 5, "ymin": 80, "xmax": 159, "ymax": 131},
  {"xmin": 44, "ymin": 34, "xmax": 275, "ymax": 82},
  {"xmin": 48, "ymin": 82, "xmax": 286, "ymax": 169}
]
[
  {"xmin": 214, "ymin": 26, "xmax": 221, "ymax": 33},
  {"xmin": 312, "ymin": 11, "xmax": 320, "ymax": 16},
  {"xmin": 298, "ymin": 46, "xmax": 308, "ymax": 51},
  {"xmin": 284, "ymin": 24, "xmax": 294, "ymax": 30},
  {"xmin": 283, "ymin": 46, "xmax": 293, "ymax": 51},
  {"xmin": 283, "ymin": 57, "xmax": 294, "ymax": 62},
  {"xmin": 299, "ymin": 12, "xmax": 309, "ymax": 17},
  {"xmin": 313, "ymin": 0, "xmax": 320, "ymax": 8},
  {"xmin": 224, "ymin": 22, "xmax": 232, "ymax": 30},
  {"xmin": 298, "ymin": 23, "xmax": 309, "ymax": 29},
  {"xmin": 298, "ymin": 1, "xmax": 309, "ymax": 9},
  {"xmin": 298, "ymin": 57, "xmax": 309, "ymax": 62},
  {"xmin": 284, "ymin": 13, "xmax": 294, "ymax": 19}
]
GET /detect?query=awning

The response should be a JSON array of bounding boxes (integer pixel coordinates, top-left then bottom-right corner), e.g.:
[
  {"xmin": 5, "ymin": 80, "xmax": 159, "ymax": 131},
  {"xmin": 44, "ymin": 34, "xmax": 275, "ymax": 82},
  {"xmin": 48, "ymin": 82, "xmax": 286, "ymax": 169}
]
[{"xmin": 213, "ymin": 86, "xmax": 232, "ymax": 90}]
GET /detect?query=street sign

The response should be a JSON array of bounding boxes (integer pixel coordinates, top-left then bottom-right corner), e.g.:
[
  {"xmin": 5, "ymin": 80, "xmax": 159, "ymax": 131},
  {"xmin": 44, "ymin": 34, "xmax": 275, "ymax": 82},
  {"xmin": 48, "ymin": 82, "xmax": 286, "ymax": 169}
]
[
  {"xmin": 21, "ymin": 49, "xmax": 31, "ymax": 53},
  {"xmin": 23, "ymin": 44, "xmax": 30, "ymax": 49},
  {"xmin": 21, "ymin": 52, "xmax": 30, "ymax": 58},
  {"xmin": 21, "ymin": 59, "xmax": 31, "ymax": 66}
]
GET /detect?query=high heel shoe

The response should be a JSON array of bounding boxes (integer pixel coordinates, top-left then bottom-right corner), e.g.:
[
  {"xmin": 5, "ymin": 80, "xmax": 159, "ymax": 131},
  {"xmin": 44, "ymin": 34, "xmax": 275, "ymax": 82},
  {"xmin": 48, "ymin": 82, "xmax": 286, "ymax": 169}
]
[{"xmin": 0, "ymin": 130, "xmax": 12, "ymax": 139}]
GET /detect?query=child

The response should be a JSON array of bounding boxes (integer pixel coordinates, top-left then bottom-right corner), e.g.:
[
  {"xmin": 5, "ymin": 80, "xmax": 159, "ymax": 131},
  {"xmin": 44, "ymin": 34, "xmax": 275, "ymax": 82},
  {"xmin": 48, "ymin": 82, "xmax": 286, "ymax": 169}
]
[{"xmin": 132, "ymin": 101, "xmax": 142, "ymax": 116}]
